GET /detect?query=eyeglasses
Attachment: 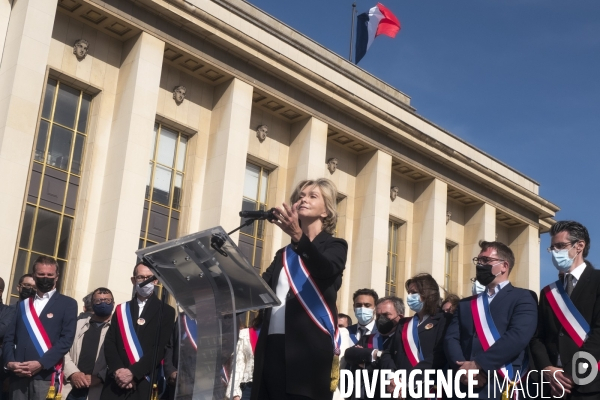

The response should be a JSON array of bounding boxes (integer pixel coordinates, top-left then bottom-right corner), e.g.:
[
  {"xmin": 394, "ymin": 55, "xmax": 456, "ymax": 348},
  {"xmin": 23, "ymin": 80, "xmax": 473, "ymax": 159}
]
[
  {"xmin": 93, "ymin": 298, "xmax": 114, "ymax": 305},
  {"xmin": 472, "ymin": 257, "xmax": 505, "ymax": 266},
  {"xmin": 135, "ymin": 275, "xmax": 154, "ymax": 282},
  {"xmin": 547, "ymin": 241, "xmax": 577, "ymax": 253}
]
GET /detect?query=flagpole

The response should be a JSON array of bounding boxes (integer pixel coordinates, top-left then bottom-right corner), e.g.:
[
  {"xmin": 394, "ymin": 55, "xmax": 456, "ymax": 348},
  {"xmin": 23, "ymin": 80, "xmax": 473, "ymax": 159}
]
[{"xmin": 348, "ymin": 2, "xmax": 356, "ymax": 62}]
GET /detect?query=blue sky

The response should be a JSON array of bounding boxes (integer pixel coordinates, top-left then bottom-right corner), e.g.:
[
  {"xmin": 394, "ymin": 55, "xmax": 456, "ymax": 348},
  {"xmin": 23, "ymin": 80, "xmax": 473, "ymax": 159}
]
[{"xmin": 245, "ymin": 0, "xmax": 600, "ymax": 289}]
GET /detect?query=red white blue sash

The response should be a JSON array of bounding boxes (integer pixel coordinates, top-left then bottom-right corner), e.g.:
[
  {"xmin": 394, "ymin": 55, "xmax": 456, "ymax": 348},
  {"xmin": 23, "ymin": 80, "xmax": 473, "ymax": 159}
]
[
  {"xmin": 402, "ymin": 315, "xmax": 423, "ymax": 367},
  {"xmin": 366, "ymin": 331, "xmax": 384, "ymax": 350},
  {"xmin": 20, "ymin": 298, "xmax": 63, "ymax": 393},
  {"xmin": 283, "ymin": 245, "xmax": 341, "ymax": 354},
  {"xmin": 543, "ymin": 279, "xmax": 589, "ymax": 347},
  {"xmin": 471, "ymin": 294, "xmax": 526, "ymax": 384},
  {"xmin": 116, "ymin": 302, "xmax": 143, "ymax": 365},
  {"xmin": 181, "ymin": 314, "xmax": 198, "ymax": 351}
]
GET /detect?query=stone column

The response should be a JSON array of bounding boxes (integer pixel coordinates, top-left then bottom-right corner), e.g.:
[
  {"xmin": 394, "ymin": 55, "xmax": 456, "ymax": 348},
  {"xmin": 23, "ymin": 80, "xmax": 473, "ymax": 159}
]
[
  {"xmin": 199, "ymin": 78, "xmax": 253, "ymax": 243},
  {"xmin": 463, "ymin": 203, "xmax": 496, "ymax": 296},
  {"xmin": 412, "ymin": 178, "xmax": 448, "ymax": 285},
  {"xmin": 286, "ymin": 117, "xmax": 328, "ymax": 194},
  {"xmin": 0, "ymin": 0, "xmax": 57, "ymax": 292},
  {"xmin": 90, "ymin": 32, "xmax": 165, "ymax": 303},
  {"xmin": 349, "ymin": 150, "xmax": 392, "ymax": 305},
  {"xmin": 509, "ymin": 224, "xmax": 540, "ymax": 293}
]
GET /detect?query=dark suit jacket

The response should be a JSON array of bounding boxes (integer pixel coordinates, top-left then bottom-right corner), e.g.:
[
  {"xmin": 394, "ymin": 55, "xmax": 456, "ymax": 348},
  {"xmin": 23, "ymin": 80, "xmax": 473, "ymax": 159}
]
[
  {"xmin": 251, "ymin": 231, "xmax": 347, "ymax": 400},
  {"xmin": 530, "ymin": 261, "xmax": 600, "ymax": 393},
  {"xmin": 444, "ymin": 283, "xmax": 537, "ymax": 399},
  {"xmin": 101, "ymin": 294, "xmax": 175, "ymax": 400},
  {"xmin": 380, "ymin": 312, "xmax": 451, "ymax": 374},
  {"xmin": 2, "ymin": 292, "xmax": 77, "ymax": 380},
  {"xmin": 343, "ymin": 327, "xmax": 396, "ymax": 400}
]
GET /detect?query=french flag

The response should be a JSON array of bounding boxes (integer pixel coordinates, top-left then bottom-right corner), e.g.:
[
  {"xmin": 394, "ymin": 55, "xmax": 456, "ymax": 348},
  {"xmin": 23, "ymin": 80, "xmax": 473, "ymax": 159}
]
[{"xmin": 355, "ymin": 3, "xmax": 401, "ymax": 64}]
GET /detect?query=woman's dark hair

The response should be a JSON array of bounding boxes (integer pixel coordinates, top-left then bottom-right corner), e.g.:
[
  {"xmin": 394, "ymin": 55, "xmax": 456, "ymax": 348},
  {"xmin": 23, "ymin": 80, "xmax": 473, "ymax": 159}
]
[
  {"xmin": 251, "ymin": 310, "xmax": 264, "ymax": 329},
  {"xmin": 405, "ymin": 273, "xmax": 440, "ymax": 316}
]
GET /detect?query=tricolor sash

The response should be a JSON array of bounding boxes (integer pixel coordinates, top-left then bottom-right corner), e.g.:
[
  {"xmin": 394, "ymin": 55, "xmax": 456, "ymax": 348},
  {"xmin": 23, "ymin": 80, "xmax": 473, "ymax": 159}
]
[
  {"xmin": 402, "ymin": 315, "xmax": 423, "ymax": 367},
  {"xmin": 348, "ymin": 325, "xmax": 359, "ymax": 345},
  {"xmin": 471, "ymin": 294, "xmax": 527, "ymax": 399},
  {"xmin": 366, "ymin": 332, "xmax": 384, "ymax": 350},
  {"xmin": 543, "ymin": 279, "xmax": 600, "ymax": 371},
  {"xmin": 543, "ymin": 279, "xmax": 589, "ymax": 347},
  {"xmin": 115, "ymin": 302, "xmax": 143, "ymax": 365},
  {"xmin": 249, "ymin": 327, "xmax": 259, "ymax": 354},
  {"xmin": 283, "ymin": 245, "xmax": 341, "ymax": 354},
  {"xmin": 181, "ymin": 314, "xmax": 198, "ymax": 351},
  {"xmin": 20, "ymin": 298, "xmax": 63, "ymax": 397}
]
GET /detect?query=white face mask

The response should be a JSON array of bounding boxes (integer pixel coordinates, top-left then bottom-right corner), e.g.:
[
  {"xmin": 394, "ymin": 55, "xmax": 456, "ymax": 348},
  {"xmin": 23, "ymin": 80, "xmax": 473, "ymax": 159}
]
[
  {"xmin": 136, "ymin": 282, "xmax": 154, "ymax": 297},
  {"xmin": 472, "ymin": 280, "xmax": 486, "ymax": 296}
]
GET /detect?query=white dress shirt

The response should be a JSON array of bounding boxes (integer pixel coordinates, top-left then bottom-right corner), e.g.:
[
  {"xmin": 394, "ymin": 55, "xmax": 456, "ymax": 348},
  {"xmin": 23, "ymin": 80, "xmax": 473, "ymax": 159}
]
[
  {"xmin": 34, "ymin": 288, "xmax": 56, "ymax": 315},
  {"xmin": 487, "ymin": 280, "xmax": 510, "ymax": 304},
  {"xmin": 356, "ymin": 319, "xmax": 376, "ymax": 341},
  {"xmin": 137, "ymin": 297, "xmax": 149, "ymax": 318},
  {"xmin": 268, "ymin": 270, "xmax": 290, "ymax": 334},
  {"xmin": 564, "ymin": 262, "xmax": 586, "ymax": 290}
]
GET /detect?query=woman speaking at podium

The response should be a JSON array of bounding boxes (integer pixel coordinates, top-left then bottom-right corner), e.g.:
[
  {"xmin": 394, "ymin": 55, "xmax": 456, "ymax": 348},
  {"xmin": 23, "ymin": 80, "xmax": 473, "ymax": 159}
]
[{"xmin": 251, "ymin": 178, "xmax": 348, "ymax": 400}]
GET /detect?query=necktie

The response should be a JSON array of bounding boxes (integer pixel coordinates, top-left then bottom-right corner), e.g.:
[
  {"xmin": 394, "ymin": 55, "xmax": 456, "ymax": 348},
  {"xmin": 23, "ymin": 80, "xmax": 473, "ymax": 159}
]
[
  {"xmin": 358, "ymin": 326, "xmax": 367, "ymax": 341},
  {"xmin": 566, "ymin": 274, "xmax": 574, "ymax": 297}
]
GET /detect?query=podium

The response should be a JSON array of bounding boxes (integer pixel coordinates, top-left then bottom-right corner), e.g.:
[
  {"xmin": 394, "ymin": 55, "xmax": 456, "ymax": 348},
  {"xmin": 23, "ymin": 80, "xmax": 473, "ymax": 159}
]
[{"xmin": 136, "ymin": 226, "xmax": 280, "ymax": 400}]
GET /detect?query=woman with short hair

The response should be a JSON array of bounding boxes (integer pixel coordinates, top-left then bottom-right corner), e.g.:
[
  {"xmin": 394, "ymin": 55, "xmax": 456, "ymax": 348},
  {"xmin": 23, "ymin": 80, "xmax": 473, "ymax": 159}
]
[{"xmin": 251, "ymin": 178, "xmax": 348, "ymax": 400}]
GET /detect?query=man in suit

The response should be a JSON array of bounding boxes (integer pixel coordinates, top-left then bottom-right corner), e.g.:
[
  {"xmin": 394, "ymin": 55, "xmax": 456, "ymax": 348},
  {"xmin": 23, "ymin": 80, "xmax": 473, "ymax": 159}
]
[
  {"xmin": 344, "ymin": 296, "xmax": 404, "ymax": 399},
  {"xmin": 62, "ymin": 287, "xmax": 114, "ymax": 400},
  {"xmin": 444, "ymin": 241, "xmax": 537, "ymax": 399},
  {"xmin": 530, "ymin": 221, "xmax": 600, "ymax": 399},
  {"xmin": 3, "ymin": 256, "xmax": 78, "ymax": 400},
  {"xmin": 100, "ymin": 262, "xmax": 175, "ymax": 400}
]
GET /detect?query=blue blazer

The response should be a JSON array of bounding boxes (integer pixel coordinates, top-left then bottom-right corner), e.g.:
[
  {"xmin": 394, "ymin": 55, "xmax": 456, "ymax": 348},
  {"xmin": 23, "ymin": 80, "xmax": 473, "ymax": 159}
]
[
  {"xmin": 444, "ymin": 283, "xmax": 537, "ymax": 399},
  {"xmin": 3, "ymin": 293, "xmax": 78, "ymax": 380}
]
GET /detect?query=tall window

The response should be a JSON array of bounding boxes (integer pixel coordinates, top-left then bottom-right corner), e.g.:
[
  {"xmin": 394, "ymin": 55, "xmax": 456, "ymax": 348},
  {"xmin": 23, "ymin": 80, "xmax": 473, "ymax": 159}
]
[
  {"xmin": 139, "ymin": 123, "xmax": 187, "ymax": 248},
  {"xmin": 10, "ymin": 79, "xmax": 92, "ymax": 303},
  {"xmin": 386, "ymin": 220, "xmax": 401, "ymax": 296},
  {"xmin": 239, "ymin": 163, "xmax": 269, "ymax": 271}
]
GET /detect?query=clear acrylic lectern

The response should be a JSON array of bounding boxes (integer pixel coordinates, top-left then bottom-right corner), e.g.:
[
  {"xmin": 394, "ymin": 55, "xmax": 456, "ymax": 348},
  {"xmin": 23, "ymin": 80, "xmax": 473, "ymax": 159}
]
[{"xmin": 136, "ymin": 226, "xmax": 280, "ymax": 400}]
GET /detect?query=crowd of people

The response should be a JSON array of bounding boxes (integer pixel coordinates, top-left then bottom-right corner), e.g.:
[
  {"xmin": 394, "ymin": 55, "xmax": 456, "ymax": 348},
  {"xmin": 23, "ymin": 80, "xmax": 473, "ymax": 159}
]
[{"xmin": 0, "ymin": 176, "xmax": 597, "ymax": 400}]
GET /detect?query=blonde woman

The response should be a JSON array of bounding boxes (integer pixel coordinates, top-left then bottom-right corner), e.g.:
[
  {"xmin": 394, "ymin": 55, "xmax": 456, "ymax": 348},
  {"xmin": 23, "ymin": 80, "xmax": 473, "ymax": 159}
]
[{"xmin": 251, "ymin": 179, "xmax": 347, "ymax": 400}]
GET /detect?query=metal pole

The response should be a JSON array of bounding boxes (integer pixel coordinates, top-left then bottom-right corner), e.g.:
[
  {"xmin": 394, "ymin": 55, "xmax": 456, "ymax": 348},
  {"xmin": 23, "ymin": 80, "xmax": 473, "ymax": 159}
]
[{"xmin": 349, "ymin": 2, "xmax": 356, "ymax": 62}]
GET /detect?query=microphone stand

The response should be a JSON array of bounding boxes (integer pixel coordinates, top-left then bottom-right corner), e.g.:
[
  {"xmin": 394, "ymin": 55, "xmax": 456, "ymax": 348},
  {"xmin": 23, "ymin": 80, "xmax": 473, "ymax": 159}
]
[{"xmin": 210, "ymin": 217, "xmax": 261, "ymax": 256}]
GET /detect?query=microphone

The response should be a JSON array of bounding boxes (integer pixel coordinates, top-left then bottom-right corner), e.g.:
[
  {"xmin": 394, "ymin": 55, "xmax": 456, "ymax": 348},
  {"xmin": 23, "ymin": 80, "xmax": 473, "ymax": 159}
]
[{"xmin": 239, "ymin": 208, "xmax": 277, "ymax": 221}]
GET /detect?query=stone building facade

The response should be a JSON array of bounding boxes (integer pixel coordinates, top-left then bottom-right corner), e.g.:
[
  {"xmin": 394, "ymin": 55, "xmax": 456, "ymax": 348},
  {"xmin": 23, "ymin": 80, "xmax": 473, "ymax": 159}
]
[{"xmin": 0, "ymin": 0, "xmax": 558, "ymax": 312}]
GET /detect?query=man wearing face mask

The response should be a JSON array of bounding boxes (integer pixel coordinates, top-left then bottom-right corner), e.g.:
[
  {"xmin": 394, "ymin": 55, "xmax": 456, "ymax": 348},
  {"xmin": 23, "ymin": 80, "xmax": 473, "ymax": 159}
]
[
  {"xmin": 3, "ymin": 256, "xmax": 78, "ymax": 400},
  {"xmin": 344, "ymin": 297, "xmax": 404, "ymax": 399},
  {"xmin": 100, "ymin": 262, "xmax": 175, "ymax": 400},
  {"xmin": 15, "ymin": 274, "xmax": 37, "ymax": 303},
  {"xmin": 531, "ymin": 221, "xmax": 600, "ymax": 399},
  {"xmin": 62, "ymin": 288, "xmax": 114, "ymax": 400},
  {"xmin": 444, "ymin": 241, "xmax": 537, "ymax": 399}
]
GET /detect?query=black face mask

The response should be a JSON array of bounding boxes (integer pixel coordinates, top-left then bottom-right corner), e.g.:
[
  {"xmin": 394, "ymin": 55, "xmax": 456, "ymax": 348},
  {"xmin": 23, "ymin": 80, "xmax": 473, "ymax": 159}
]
[
  {"xmin": 376, "ymin": 315, "xmax": 396, "ymax": 335},
  {"xmin": 19, "ymin": 287, "xmax": 35, "ymax": 300},
  {"xmin": 34, "ymin": 277, "xmax": 55, "ymax": 293},
  {"xmin": 475, "ymin": 264, "xmax": 499, "ymax": 287}
]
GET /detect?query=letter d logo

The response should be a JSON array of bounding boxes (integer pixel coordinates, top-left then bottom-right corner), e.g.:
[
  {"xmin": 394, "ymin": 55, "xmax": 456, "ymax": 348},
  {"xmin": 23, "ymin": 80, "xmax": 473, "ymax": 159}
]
[{"xmin": 572, "ymin": 351, "xmax": 599, "ymax": 386}]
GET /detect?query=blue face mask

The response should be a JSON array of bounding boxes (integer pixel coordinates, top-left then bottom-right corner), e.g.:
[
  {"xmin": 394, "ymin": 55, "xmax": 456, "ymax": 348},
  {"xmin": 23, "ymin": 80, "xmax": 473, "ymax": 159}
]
[
  {"xmin": 552, "ymin": 249, "xmax": 575, "ymax": 272},
  {"xmin": 354, "ymin": 307, "xmax": 374, "ymax": 326},
  {"xmin": 406, "ymin": 293, "xmax": 423, "ymax": 313},
  {"xmin": 92, "ymin": 302, "xmax": 114, "ymax": 317}
]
